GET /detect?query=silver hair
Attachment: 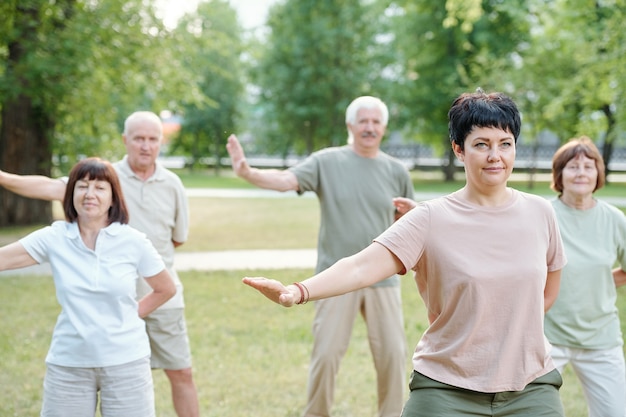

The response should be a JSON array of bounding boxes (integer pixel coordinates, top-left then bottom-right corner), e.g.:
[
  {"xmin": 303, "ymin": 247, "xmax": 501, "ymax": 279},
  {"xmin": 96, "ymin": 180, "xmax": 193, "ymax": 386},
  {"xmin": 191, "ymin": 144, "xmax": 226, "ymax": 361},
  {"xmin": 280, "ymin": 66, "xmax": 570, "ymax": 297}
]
[
  {"xmin": 345, "ymin": 96, "xmax": 389, "ymax": 143},
  {"xmin": 123, "ymin": 111, "xmax": 163, "ymax": 138},
  {"xmin": 345, "ymin": 96, "xmax": 389, "ymax": 125}
]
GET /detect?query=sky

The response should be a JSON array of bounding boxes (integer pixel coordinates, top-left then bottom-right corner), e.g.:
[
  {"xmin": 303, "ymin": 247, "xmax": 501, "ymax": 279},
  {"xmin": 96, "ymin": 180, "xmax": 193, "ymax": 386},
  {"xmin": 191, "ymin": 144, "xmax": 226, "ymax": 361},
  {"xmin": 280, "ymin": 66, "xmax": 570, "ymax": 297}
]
[{"xmin": 155, "ymin": 0, "xmax": 278, "ymax": 30}]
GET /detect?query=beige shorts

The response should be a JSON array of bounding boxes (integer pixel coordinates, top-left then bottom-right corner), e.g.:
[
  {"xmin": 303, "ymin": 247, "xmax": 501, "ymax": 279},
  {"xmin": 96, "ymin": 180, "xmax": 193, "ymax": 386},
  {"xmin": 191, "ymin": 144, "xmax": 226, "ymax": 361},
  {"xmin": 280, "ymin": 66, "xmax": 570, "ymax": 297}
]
[
  {"xmin": 42, "ymin": 356, "xmax": 154, "ymax": 417},
  {"xmin": 144, "ymin": 308, "xmax": 192, "ymax": 370}
]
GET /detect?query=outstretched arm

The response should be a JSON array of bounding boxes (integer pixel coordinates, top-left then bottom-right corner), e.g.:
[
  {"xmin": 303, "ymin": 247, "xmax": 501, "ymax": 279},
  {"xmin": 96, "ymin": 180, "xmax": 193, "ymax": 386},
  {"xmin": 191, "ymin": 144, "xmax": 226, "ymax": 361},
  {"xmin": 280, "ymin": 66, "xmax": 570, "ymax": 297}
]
[
  {"xmin": 226, "ymin": 134, "xmax": 300, "ymax": 192},
  {"xmin": 0, "ymin": 170, "xmax": 66, "ymax": 201},
  {"xmin": 0, "ymin": 242, "xmax": 38, "ymax": 271},
  {"xmin": 243, "ymin": 242, "xmax": 404, "ymax": 307}
]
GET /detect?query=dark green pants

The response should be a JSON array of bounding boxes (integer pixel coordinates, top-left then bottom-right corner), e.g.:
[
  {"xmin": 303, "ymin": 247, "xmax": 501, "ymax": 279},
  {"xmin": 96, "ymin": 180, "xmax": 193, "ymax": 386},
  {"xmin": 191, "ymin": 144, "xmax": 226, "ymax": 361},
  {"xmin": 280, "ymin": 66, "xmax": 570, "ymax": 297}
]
[{"xmin": 401, "ymin": 369, "xmax": 564, "ymax": 417}]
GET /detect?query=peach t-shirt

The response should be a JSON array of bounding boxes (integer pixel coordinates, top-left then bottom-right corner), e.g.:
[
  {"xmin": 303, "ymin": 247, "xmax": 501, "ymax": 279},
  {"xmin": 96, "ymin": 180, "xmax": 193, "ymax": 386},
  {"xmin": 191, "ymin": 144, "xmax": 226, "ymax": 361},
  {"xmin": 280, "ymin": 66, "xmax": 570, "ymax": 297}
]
[{"xmin": 374, "ymin": 189, "xmax": 566, "ymax": 392}]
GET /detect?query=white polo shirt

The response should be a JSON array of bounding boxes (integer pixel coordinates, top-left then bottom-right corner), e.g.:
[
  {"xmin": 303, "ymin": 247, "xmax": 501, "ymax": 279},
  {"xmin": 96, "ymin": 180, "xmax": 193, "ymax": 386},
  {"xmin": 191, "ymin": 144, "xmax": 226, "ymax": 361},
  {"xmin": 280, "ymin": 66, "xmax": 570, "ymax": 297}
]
[{"xmin": 20, "ymin": 221, "xmax": 165, "ymax": 367}]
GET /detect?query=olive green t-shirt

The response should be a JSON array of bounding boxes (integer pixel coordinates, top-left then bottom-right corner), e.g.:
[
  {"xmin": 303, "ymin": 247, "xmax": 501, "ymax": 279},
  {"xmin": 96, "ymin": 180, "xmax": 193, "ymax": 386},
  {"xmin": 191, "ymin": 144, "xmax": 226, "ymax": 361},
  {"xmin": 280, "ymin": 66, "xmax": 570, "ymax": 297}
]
[{"xmin": 290, "ymin": 145, "xmax": 414, "ymax": 287}]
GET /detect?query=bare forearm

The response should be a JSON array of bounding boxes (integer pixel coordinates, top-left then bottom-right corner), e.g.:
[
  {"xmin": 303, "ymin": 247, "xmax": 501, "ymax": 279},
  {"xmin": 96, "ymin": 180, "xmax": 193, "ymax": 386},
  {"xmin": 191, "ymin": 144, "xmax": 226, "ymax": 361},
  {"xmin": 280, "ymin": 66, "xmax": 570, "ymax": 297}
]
[
  {"xmin": 299, "ymin": 243, "xmax": 402, "ymax": 302},
  {"xmin": 0, "ymin": 171, "xmax": 65, "ymax": 201},
  {"xmin": 242, "ymin": 243, "xmax": 403, "ymax": 307},
  {"xmin": 138, "ymin": 271, "xmax": 176, "ymax": 317},
  {"xmin": 239, "ymin": 165, "xmax": 299, "ymax": 192},
  {"xmin": 227, "ymin": 133, "xmax": 299, "ymax": 192},
  {"xmin": 613, "ymin": 268, "xmax": 626, "ymax": 288},
  {"xmin": 0, "ymin": 242, "xmax": 38, "ymax": 271},
  {"xmin": 138, "ymin": 293, "xmax": 168, "ymax": 318}
]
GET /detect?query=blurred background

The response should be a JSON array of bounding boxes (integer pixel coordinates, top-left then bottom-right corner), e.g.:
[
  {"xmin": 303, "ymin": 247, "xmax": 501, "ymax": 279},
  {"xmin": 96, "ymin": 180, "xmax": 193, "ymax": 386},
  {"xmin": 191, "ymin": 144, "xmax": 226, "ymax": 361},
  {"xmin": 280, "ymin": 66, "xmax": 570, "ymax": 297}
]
[{"xmin": 1, "ymin": 0, "xmax": 625, "ymax": 225}]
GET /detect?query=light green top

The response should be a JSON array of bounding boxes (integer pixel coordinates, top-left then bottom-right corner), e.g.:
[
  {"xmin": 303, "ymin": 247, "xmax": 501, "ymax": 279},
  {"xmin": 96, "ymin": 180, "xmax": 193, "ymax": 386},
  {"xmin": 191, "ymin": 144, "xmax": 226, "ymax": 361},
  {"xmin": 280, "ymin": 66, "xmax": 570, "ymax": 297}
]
[
  {"xmin": 290, "ymin": 145, "xmax": 414, "ymax": 287},
  {"xmin": 545, "ymin": 198, "xmax": 626, "ymax": 349}
]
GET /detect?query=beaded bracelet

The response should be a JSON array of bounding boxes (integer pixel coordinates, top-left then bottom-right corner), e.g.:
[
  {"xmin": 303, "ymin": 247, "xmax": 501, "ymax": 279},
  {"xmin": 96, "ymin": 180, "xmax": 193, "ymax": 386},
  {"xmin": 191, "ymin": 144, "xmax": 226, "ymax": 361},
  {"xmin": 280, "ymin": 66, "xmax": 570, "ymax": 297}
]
[
  {"xmin": 300, "ymin": 283, "xmax": 310, "ymax": 304},
  {"xmin": 293, "ymin": 282, "xmax": 310, "ymax": 304}
]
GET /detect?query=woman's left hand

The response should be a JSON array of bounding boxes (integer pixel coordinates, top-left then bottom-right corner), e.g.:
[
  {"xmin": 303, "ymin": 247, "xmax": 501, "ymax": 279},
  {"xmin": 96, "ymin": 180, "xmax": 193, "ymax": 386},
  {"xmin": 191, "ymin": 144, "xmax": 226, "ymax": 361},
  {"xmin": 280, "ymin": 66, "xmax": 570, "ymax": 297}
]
[{"xmin": 242, "ymin": 277, "xmax": 297, "ymax": 307}]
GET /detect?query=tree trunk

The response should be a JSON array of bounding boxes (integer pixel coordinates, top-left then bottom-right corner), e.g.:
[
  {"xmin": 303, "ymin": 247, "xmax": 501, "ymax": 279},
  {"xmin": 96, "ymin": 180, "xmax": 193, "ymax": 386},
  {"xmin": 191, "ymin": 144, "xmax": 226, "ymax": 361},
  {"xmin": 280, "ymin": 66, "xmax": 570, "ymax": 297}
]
[
  {"xmin": 0, "ymin": 95, "xmax": 53, "ymax": 227},
  {"xmin": 601, "ymin": 104, "xmax": 616, "ymax": 183},
  {"xmin": 526, "ymin": 140, "xmax": 540, "ymax": 190},
  {"xmin": 0, "ymin": 3, "xmax": 55, "ymax": 226},
  {"xmin": 212, "ymin": 135, "xmax": 222, "ymax": 176},
  {"xmin": 443, "ymin": 146, "xmax": 457, "ymax": 182}
]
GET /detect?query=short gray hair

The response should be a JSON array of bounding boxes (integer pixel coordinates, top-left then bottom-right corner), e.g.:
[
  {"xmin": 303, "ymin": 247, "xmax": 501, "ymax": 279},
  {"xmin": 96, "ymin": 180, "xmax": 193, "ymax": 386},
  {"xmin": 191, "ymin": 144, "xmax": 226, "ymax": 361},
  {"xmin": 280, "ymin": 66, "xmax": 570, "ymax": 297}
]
[
  {"xmin": 123, "ymin": 111, "xmax": 163, "ymax": 138},
  {"xmin": 345, "ymin": 96, "xmax": 389, "ymax": 126}
]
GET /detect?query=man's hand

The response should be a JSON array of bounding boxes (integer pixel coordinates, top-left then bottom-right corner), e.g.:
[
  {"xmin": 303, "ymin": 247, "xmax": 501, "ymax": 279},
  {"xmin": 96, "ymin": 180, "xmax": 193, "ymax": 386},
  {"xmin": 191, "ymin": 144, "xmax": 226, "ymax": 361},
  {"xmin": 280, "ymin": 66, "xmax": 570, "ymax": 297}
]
[
  {"xmin": 226, "ymin": 133, "xmax": 300, "ymax": 192},
  {"xmin": 226, "ymin": 134, "xmax": 250, "ymax": 178}
]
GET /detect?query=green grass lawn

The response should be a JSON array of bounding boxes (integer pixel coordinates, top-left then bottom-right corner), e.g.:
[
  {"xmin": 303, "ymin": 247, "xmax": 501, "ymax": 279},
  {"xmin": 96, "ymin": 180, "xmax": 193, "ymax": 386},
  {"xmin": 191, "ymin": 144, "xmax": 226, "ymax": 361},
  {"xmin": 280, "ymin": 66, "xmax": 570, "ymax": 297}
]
[
  {"xmin": 1, "ymin": 169, "xmax": 625, "ymax": 416},
  {"xmin": 1, "ymin": 269, "xmax": 624, "ymax": 416}
]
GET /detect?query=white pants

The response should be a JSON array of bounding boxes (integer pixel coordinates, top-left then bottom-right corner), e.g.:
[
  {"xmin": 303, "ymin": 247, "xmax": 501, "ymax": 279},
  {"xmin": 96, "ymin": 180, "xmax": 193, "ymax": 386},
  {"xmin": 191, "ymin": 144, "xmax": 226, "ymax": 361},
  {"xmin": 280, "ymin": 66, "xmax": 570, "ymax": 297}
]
[
  {"xmin": 551, "ymin": 344, "xmax": 626, "ymax": 417},
  {"xmin": 41, "ymin": 356, "xmax": 155, "ymax": 417}
]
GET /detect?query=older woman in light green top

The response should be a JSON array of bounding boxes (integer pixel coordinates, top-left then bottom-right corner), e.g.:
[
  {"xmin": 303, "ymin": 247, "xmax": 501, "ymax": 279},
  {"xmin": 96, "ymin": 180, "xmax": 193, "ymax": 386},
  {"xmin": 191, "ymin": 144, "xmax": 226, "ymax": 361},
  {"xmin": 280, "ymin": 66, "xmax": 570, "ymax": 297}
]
[{"xmin": 545, "ymin": 136, "xmax": 626, "ymax": 417}]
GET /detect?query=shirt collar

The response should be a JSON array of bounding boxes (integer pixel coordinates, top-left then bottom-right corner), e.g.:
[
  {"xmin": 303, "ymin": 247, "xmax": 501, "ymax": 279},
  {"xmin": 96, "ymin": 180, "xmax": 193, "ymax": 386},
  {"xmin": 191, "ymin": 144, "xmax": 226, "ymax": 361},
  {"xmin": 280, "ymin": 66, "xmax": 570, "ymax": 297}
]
[
  {"xmin": 64, "ymin": 221, "xmax": 124, "ymax": 239},
  {"xmin": 119, "ymin": 155, "xmax": 166, "ymax": 182}
]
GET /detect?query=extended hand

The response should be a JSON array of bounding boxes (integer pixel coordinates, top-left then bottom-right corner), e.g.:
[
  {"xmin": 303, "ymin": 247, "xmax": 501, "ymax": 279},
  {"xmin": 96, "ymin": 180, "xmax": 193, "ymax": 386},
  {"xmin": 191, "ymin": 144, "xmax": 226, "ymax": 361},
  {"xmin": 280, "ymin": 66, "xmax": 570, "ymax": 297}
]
[
  {"xmin": 226, "ymin": 134, "xmax": 250, "ymax": 177},
  {"xmin": 242, "ymin": 277, "xmax": 297, "ymax": 307}
]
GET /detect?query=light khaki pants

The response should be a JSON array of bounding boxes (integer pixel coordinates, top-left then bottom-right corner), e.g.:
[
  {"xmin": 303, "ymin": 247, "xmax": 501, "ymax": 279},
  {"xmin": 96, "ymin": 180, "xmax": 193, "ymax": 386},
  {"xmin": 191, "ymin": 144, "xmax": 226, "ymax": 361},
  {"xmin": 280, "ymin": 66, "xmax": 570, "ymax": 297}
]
[{"xmin": 303, "ymin": 286, "xmax": 406, "ymax": 417}]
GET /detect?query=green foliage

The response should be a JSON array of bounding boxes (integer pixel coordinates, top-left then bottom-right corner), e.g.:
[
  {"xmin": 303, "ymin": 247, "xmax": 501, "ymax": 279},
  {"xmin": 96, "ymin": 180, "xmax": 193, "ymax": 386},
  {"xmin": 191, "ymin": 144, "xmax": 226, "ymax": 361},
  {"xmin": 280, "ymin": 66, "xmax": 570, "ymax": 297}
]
[
  {"xmin": 253, "ymin": 0, "xmax": 388, "ymax": 155},
  {"xmin": 2, "ymin": 0, "xmax": 626, "ymax": 193},
  {"xmin": 58, "ymin": 2, "xmax": 188, "ymax": 166},
  {"xmin": 168, "ymin": 0, "xmax": 245, "ymax": 172},
  {"xmin": 0, "ymin": 0, "xmax": 180, "ymax": 177},
  {"xmin": 516, "ymin": 0, "xmax": 625, "ymax": 144},
  {"xmin": 391, "ymin": 1, "xmax": 531, "ymax": 152}
]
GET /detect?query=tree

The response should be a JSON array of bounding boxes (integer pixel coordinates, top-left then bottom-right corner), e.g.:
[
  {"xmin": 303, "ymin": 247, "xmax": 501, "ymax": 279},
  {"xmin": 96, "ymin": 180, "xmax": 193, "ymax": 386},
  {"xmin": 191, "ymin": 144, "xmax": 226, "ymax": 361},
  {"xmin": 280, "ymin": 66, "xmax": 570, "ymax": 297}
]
[
  {"xmin": 0, "ymin": 0, "xmax": 175, "ymax": 226},
  {"xmin": 1, "ymin": 0, "xmax": 78, "ymax": 225},
  {"xmin": 517, "ymin": 0, "xmax": 626, "ymax": 179},
  {"xmin": 390, "ymin": 0, "xmax": 532, "ymax": 180},
  {"xmin": 168, "ymin": 0, "xmax": 244, "ymax": 175},
  {"xmin": 253, "ymin": 0, "xmax": 388, "ymax": 156}
]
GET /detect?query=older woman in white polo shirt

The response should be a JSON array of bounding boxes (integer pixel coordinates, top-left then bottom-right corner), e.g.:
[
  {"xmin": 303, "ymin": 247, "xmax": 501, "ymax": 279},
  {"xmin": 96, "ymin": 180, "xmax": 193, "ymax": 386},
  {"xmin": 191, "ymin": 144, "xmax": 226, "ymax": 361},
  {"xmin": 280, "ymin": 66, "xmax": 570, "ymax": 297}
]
[{"xmin": 0, "ymin": 157, "xmax": 175, "ymax": 417}]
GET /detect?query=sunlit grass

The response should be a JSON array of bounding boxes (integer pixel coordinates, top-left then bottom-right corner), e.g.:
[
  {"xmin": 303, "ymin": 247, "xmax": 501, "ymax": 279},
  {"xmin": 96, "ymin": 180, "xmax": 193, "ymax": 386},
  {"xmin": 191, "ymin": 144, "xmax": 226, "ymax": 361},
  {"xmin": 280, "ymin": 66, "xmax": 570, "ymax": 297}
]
[
  {"xmin": 1, "ymin": 169, "xmax": 625, "ymax": 416},
  {"xmin": 2, "ymin": 271, "xmax": 623, "ymax": 416},
  {"xmin": 186, "ymin": 197, "xmax": 319, "ymax": 251}
]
